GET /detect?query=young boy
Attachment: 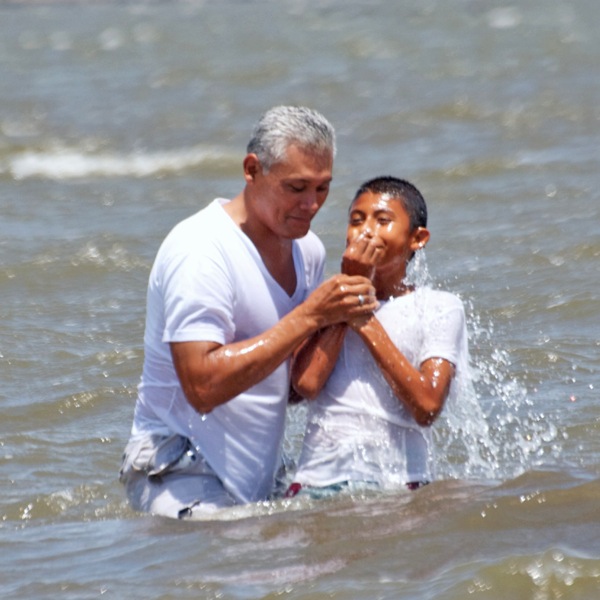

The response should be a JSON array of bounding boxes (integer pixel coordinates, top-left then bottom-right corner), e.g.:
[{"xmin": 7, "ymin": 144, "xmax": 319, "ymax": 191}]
[{"xmin": 288, "ymin": 176, "xmax": 469, "ymax": 496}]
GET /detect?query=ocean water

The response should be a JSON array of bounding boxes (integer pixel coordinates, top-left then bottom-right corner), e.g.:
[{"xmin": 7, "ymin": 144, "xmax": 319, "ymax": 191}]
[{"xmin": 1, "ymin": 1, "xmax": 599, "ymax": 598}]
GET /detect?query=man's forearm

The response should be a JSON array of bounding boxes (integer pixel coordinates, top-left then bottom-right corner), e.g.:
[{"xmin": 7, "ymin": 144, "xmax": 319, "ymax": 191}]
[
  {"xmin": 171, "ymin": 306, "xmax": 322, "ymax": 414},
  {"xmin": 172, "ymin": 273, "xmax": 378, "ymax": 414}
]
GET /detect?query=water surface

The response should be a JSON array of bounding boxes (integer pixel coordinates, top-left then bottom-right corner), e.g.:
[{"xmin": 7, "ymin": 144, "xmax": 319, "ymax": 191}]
[{"xmin": 1, "ymin": 1, "xmax": 599, "ymax": 598}]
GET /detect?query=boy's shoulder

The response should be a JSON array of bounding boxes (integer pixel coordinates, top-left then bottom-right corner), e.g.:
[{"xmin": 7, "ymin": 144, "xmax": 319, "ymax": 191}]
[{"xmin": 418, "ymin": 287, "xmax": 465, "ymax": 311}]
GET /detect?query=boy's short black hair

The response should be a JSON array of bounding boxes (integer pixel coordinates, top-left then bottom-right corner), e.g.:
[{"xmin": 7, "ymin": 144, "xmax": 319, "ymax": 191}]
[{"xmin": 352, "ymin": 176, "xmax": 428, "ymax": 230}]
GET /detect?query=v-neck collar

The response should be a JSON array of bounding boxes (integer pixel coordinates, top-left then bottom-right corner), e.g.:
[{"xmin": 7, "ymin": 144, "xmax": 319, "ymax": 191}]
[{"xmin": 215, "ymin": 198, "xmax": 304, "ymax": 302}]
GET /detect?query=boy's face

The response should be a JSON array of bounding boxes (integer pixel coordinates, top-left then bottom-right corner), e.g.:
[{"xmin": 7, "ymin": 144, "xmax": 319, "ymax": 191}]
[{"xmin": 347, "ymin": 191, "xmax": 429, "ymax": 273}]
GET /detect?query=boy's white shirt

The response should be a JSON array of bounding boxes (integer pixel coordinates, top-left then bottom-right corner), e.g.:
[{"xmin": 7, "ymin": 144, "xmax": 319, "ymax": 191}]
[{"xmin": 294, "ymin": 287, "xmax": 468, "ymax": 488}]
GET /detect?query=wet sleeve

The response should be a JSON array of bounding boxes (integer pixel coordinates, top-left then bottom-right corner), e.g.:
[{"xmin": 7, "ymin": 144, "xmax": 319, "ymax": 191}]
[
  {"xmin": 160, "ymin": 246, "xmax": 235, "ymax": 346},
  {"xmin": 419, "ymin": 293, "xmax": 467, "ymax": 367}
]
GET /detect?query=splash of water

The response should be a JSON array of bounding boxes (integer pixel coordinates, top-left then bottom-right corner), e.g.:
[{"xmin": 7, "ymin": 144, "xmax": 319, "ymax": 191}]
[
  {"xmin": 286, "ymin": 249, "xmax": 562, "ymax": 487},
  {"xmin": 404, "ymin": 247, "xmax": 430, "ymax": 289},
  {"xmin": 410, "ymin": 251, "xmax": 562, "ymax": 482},
  {"xmin": 445, "ymin": 299, "xmax": 562, "ymax": 481}
]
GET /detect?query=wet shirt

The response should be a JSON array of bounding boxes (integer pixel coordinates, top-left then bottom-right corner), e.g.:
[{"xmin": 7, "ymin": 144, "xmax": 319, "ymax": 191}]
[
  {"xmin": 132, "ymin": 198, "xmax": 325, "ymax": 503},
  {"xmin": 294, "ymin": 288, "xmax": 468, "ymax": 488}
]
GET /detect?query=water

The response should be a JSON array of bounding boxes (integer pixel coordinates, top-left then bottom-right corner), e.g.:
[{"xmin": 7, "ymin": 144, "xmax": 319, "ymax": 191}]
[{"xmin": 1, "ymin": 0, "xmax": 599, "ymax": 597}]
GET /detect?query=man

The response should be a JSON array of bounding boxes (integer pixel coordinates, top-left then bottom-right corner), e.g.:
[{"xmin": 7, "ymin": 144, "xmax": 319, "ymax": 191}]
[{"xmin": 120, "ymin": 106, "xmax": 377, "ymax": 519}]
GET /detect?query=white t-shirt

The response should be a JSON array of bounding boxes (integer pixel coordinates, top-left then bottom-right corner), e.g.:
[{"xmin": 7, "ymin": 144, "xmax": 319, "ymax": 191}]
[
  {"xmin": 131, "ymin": 198, "xmax": 325, "ymax": 503},
  {"xmin": 294, "ymin": 287, "xmax": 468, "ymax": 488}
]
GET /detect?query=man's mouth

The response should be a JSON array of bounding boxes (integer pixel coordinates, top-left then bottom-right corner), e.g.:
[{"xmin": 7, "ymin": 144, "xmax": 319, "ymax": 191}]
[{"xmin": 288, "ymin": 215, "xmax": 313, "ymax": 225}]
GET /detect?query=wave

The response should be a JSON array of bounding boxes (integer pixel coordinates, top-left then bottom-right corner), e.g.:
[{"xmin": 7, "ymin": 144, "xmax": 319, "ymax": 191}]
[{"xmin": 6, "ymin": 145, "xmax": 238, "ymax": 180}]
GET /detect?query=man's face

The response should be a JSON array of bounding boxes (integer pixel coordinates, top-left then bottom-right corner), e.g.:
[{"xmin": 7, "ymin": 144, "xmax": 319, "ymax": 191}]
[{"xmin": 249, "ymin": 144, "xmax": 333, "ymax": 239}]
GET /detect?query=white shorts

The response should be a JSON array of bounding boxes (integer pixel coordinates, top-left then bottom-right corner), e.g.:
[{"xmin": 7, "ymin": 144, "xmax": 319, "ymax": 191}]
[{"xmin": 120, "ymin": 434, "xmax": 237, "ymax": 519}]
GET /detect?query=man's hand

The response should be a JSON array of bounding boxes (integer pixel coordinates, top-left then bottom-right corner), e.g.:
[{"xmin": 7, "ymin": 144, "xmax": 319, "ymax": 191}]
[{"xmin": 300, "ymin": 273, "xmax": 378, "ymax": 329}]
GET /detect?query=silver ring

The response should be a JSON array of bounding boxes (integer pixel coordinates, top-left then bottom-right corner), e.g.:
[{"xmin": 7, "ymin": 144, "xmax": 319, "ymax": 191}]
[{"xmin": 358, "ymin": 294, "xmax": 365, "ymax": 306}]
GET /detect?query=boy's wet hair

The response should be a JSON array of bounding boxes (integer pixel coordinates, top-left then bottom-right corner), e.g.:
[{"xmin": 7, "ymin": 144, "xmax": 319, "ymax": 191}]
[{"xmin": 352, "ymin": 176, "xmax": 428, "ymax": 230}]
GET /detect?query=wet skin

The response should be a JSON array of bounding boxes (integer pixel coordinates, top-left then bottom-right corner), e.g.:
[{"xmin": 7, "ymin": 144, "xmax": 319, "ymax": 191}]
[
  {"xmin": 343, "ymin": 191, "xmax": 430, "ymax": 299},
  {"xmin": 170, "ymin": 147, "xmax": 377, "ymax": 414},
  {"xmin": 292, "ymin": 190, "xmax": 455, "ymax": 426}
]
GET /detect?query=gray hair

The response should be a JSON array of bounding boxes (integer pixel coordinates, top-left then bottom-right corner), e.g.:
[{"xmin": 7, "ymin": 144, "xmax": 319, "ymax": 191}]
[{"xmin": 246, "ymin": 106, "xmax": 336, "ymax": 172}]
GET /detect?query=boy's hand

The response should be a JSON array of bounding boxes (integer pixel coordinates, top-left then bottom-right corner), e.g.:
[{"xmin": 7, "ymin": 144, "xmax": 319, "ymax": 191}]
[{"xmin": 341, "ymin": 232, "xmax": 384, "ymax": 280}]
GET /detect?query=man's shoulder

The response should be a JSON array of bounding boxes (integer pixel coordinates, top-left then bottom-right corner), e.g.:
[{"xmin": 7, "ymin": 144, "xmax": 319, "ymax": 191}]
[
  {"xmin": 170, "ymin": 199, "xmax": 223, "ymax": 234},
  {"xmin": 152, "ymin": 200, "xmax": 232, "ymax": 273},
  {"xmin": 162, "ymin": 200, "xmax": 230, "ymax": 249}
]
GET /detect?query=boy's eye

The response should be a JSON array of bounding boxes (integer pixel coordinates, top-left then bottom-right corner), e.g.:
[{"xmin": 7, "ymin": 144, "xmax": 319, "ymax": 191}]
[{"xmin": 289, "ymin": 184, "xmax": 305, "ymax": 192}]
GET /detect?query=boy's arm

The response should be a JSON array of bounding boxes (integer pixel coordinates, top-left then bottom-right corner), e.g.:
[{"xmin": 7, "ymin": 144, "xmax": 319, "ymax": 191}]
[
  {"xmin": 348, "ymin": 313, "xmax": 455, "ymax": 426},
  {"xmin": 291, "ymin": 323, "xmax": 348, "ymax": 400},
  {"xmin": 291, "ymin": 233, "xmax": 381, "ymax": 400}
]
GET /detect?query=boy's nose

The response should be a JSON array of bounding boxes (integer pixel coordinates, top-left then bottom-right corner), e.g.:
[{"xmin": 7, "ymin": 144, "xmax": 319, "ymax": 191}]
[{"xmin": 361, "ymin": 225, "xmax": 374, "ymax": 238}]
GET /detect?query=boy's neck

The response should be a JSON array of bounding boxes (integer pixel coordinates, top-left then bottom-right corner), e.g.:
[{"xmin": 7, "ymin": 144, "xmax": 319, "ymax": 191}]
[{"xmin": 375, "ymin": 276, "xmax": 414, "ymax": 301}]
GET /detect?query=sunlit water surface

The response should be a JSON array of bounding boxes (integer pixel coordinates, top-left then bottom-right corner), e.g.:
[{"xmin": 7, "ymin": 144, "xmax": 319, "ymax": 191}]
[{"xmin": 1, "ymin": 1, "xmax": 599, "ymax": 598}]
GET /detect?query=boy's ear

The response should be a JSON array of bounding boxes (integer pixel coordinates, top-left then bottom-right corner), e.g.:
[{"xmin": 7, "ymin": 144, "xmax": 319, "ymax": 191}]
[{"xmin": 410, "ymin": 227, "xmax": 430, "ymax": 251}]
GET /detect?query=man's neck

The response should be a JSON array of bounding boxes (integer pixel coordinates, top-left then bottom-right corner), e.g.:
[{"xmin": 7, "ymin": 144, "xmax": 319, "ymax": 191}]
[{"xmin": 223, "ymin": 194, "xmax": 297, "ymax": 296}]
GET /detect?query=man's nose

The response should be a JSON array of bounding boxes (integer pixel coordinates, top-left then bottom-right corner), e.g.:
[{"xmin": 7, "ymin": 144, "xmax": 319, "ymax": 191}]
[{"xmin": 299, "ymin": 191, "xmax": 320, "ymax": 211}]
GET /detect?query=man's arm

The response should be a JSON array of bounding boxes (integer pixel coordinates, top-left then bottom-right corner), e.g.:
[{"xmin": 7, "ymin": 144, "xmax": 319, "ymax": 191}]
[{"xmin": 171, "ymin": 274, "xmax": 377, "ymax": 414}]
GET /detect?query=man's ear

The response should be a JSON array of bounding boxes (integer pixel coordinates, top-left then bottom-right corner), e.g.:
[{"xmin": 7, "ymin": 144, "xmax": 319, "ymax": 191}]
[
  {"xmin": 243, "ymin": 153, "xmax": 261, "ymax": 183},
  {"xmin": 410, "ymin": 227, "xmax": 430, "ymax": 252}
]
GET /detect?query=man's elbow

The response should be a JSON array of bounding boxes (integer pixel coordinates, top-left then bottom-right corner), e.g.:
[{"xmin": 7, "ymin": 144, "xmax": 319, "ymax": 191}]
[
  {"xmin": 180, "ymin": 382, "xmax": 218, "ymax": 415},
  {"xmin": 171, "ymin": 341, "xmax": 226, "ymax": 414}
]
